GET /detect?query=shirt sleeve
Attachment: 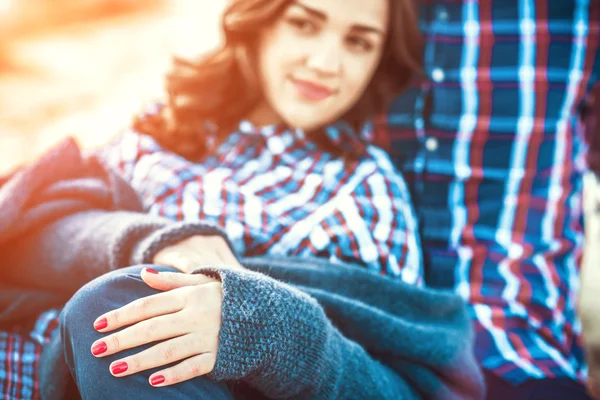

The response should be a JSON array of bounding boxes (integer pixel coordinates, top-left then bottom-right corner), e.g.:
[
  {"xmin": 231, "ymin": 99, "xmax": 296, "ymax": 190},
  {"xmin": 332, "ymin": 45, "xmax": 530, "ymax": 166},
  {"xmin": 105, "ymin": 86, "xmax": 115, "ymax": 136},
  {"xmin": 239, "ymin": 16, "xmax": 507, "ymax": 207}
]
[
  {"xmin": 98, "ymin": 128, "xmax": 162, "ymax": 186},
  {"xmin": 475, "ymin": 17, "xmax": 596, "ymax": 383},
  {"xmin": 351, "ymin": 146, "xmax": 424, "ymax": 286},
  {"xmin": 456, "ymin": 173, "xmax": 586, "ymax": 385}
]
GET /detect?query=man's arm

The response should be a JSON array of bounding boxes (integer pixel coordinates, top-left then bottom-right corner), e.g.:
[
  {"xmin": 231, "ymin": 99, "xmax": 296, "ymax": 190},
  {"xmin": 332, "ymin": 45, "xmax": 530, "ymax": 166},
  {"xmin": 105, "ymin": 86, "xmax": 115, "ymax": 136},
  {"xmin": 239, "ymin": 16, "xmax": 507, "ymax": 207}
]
[{"xmin": 451, "ymin": 168, "xmax": 586, "ymax": 386}]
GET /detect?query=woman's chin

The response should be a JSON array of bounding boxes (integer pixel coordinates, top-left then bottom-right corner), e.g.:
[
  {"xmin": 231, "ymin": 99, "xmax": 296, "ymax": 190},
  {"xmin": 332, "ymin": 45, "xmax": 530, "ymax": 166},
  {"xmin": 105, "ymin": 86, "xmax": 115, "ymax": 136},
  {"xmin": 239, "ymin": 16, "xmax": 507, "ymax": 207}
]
[{"xmin": 282, "ymin": 114, "xmax": 337, "ymax": 132}]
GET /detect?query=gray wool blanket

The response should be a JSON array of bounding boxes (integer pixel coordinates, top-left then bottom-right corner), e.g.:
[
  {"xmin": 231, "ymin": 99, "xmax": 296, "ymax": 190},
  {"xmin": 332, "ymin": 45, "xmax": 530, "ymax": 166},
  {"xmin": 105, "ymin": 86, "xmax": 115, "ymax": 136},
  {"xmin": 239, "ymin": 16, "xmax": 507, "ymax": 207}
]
[{"xmin": 0, "ymin": 138, "xmax": 484, "ymax": 399}]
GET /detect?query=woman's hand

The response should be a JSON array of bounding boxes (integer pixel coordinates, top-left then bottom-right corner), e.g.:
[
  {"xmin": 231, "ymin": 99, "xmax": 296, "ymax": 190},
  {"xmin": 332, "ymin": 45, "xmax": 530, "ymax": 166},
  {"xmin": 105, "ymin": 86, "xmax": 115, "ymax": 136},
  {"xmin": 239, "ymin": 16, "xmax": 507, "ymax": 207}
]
[
  {"xmin": 152, "ymin": 234, "xmax": 243, "ymax": 273},
  {"xmin": 90, "ymin": 268, "xmax": 223, "ymax": 387}
]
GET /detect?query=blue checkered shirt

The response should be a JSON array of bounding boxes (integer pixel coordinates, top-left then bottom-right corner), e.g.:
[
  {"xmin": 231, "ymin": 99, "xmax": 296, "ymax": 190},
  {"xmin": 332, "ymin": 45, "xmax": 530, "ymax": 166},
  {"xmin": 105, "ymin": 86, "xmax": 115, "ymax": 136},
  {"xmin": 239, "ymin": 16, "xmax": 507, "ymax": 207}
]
[{"xmin": 371, "ymin": 0, "xmax": 600, "ymax": 384}]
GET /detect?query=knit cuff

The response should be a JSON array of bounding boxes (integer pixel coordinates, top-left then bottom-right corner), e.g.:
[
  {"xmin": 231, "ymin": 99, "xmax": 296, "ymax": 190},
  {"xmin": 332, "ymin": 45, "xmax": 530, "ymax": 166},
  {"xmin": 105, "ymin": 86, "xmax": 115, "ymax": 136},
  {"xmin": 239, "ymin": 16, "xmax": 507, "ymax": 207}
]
[
  {"xmin": 129, "ymin": 221, "xmax": 239, "ymax": 266},
  {"xmin": 194, "ymin": 267, "xmax": 330, "ymax": 398}
]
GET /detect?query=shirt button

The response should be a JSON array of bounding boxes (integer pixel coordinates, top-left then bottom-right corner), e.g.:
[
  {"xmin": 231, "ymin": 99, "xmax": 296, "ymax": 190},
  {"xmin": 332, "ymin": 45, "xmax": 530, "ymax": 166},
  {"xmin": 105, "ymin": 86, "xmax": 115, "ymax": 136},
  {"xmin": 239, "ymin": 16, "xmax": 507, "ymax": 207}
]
[
  {"xmin": 432, "ymin": 68, "xmax": 445, "ymax": 83},
  {"xmin": 438, "ymin": 7, "xmax": 449, "ymax": 21},
  {"xmin": 415, "ymin": 118, "xmax": 424, "ymax": 130},
  {"xmin": 425, "ymin": 137, "xmax": 439, "ymax": 152},
  {"xmin": 415, "ymin": 158, "xmax": 424, "ymax": 170}
]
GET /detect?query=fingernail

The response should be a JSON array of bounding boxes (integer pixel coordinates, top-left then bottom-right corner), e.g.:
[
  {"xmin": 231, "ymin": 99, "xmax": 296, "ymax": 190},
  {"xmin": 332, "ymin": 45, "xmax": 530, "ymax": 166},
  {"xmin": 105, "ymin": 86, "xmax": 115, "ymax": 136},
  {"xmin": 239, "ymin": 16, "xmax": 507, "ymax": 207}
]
[
  {"xmin": 145, "ymin": 268, "xmax": 159, "ymax": 274},
  {"xmin": 150, "ymin": 375, "xmax": 166, "ymax": 386},
  {"xmin": 91, "ymin": 341, "xmax": 107, "ymax": 356},
  {"xmin": 94, "ymin": 317, "xmax": 108, "ymax": 330},
  {"xmin": 111, "ymin": 361, "xmax": 128, "ymax": 375}
]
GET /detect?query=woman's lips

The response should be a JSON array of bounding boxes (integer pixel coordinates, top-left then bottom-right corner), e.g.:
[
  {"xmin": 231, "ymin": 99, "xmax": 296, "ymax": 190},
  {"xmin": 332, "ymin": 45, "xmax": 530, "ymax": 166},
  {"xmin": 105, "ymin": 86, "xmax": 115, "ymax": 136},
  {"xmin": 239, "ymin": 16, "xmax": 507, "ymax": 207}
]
[{"xmin": 291, "ymin": 78, "xmax": 334, "ymax": 102}]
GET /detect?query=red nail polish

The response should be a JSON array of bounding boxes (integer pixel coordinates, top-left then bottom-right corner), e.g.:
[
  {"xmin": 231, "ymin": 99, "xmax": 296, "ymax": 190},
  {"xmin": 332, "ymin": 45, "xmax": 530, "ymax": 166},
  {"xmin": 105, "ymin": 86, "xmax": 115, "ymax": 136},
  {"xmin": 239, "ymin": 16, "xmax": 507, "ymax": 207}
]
[
  {"xmin": 94, "ymin": 317, "xmax": 108, "ymax": 330},
  {"xmin": 150, "ymin": 375, "xmax": 166, "ymax": 386},
  {"xmin": 145, "ymin": 268, "xmax": 159, "ymax": 274},
  {"xmin": 111, "ymin": 361, "xmax": 128, "ymax": 375},
  {"xmin": 91, "ymin": 341, "xmax": 107, "ymax": 356}
]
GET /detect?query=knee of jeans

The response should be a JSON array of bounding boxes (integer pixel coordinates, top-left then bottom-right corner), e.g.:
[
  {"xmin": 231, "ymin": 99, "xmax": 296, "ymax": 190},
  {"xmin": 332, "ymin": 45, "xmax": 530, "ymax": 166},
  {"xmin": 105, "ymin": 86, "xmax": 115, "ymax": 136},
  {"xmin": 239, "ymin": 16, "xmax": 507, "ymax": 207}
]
[{"xmin": 59, "ymin": 265, "xmax": 150, "ymax": 334}]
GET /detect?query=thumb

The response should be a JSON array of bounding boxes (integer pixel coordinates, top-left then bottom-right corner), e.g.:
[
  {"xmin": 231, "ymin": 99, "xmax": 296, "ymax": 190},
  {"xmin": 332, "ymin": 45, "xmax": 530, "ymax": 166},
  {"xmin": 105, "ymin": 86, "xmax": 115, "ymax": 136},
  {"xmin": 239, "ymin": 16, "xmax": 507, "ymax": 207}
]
[{"xmin": 141, "ymin": 267, "xmax": 218, "ymax": 292}]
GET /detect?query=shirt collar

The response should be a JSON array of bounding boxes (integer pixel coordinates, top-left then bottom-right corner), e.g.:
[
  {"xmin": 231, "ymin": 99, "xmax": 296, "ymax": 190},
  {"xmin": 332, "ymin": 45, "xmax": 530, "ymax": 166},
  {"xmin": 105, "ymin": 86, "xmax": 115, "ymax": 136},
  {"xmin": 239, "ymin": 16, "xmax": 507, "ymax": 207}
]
[
  {"xmin": 238, "ymin": 120, "xmax": 369, "ymax": 155},
  {"xmin": 323, "ymin": 121, "xmax": 369, "ymax": 156}
]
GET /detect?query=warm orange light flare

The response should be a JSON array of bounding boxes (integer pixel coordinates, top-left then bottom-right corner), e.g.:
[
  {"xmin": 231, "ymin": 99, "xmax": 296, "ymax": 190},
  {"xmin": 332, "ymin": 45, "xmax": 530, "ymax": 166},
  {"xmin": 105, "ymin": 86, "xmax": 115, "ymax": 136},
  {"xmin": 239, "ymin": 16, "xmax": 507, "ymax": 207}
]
[
  {"xmin": 0, "ymin": 0, "xmax": 11, "ymax": 13},
  {"xmin": 0, "ymin": 1, "xmax": 226, "ymax": 176}
]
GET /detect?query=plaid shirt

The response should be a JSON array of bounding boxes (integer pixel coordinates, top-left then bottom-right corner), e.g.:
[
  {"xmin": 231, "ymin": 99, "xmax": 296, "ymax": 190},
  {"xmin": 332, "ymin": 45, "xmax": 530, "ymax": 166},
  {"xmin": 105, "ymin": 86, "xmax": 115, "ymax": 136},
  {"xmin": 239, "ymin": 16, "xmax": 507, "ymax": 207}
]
[
  {"xmin": 0, "ymin": 311, "xmax": 58, "ymax": 400},
  {"xmin": 105, "ymin": 120, "xmax": 423, "ymax": 281},
  {"xmin": 371, "ymin": 0, "xmax": 600, "ymax": 385}
]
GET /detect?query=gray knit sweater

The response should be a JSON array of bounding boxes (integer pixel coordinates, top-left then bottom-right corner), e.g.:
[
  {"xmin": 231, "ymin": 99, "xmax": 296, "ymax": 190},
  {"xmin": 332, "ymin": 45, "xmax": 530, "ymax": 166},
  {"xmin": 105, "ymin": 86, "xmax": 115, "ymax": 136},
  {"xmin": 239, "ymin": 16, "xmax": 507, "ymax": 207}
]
[{"xmin": 0, "ymin": 138, "xmax": 485, "ymax": 399}]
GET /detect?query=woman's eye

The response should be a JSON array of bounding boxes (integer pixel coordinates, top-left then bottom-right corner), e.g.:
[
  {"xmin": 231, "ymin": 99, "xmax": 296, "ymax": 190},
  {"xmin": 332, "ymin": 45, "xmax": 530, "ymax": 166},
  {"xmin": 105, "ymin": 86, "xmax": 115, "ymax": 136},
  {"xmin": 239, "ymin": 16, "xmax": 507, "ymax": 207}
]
[
  {"xmin": 287, "ymin": 18, "xmax": 317, "ymax": 34},
  {"xmin": 346, "ymin": 36, "xmax": 373, "ymax": 52}
]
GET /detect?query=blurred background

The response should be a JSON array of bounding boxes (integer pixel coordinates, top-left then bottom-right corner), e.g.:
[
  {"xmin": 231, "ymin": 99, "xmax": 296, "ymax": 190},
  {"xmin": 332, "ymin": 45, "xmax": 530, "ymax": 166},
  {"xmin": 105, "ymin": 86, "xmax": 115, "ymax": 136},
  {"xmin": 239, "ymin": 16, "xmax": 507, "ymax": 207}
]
[{"xmin": 0, "ymin": 0, "xmax": 227, "ymax": 175}]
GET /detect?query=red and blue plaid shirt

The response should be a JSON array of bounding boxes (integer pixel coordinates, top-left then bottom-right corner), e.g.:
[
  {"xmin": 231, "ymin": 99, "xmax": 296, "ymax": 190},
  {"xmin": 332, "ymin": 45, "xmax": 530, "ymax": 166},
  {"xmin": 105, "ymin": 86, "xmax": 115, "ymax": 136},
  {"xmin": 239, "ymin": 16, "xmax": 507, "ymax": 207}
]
[
  {"xmin": 0, "ymin": 311, "xmax": 58, "ymax": 400},
  {"xmin": 2, "ymin": 1, "xmax": 600, "ymax": 398},
  {"xmin": 371, "ymin": 0, "xmax": 600, "ymax": 385},
  {"xmin": 104, "ymin": 120, "xmax": 423, "ymax": 280}
]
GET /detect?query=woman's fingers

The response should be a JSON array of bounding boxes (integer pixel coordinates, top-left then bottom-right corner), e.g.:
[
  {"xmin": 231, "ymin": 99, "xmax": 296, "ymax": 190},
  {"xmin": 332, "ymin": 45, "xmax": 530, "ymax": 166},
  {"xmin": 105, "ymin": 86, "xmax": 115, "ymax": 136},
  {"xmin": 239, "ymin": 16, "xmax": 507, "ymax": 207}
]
[
  {"xmin": 93, "ymin": 286, "xmax": 184, "ymax": 333},
  {"xmin": 141, "ymin": 267, "xmax": 218, "ymax": 292},
  {"xmin": 93, "ymin": 269, "xmax": 214, "ymax": 333},
  {"xmin": 148, "ymin": 352, "xmax": 217, "ymax": 387},
  {"xmin": 89, "ymin": 268, "xmax": 223, "ymax": 382},
  {"xmin": 106, "ymin": 334, "xmax": 203, "ymax": 377},
  {"xmin": 91, "ymin": 312, "xmax": 186, "ymax": 358}
]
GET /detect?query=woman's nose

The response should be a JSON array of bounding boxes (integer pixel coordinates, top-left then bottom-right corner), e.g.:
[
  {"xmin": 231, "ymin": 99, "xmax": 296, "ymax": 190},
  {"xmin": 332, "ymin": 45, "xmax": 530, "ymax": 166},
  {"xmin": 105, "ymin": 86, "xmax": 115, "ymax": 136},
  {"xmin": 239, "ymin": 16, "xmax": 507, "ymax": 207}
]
[{"xmin": 306, "ymin": 37, "xmax": 342, "ymax": 76}]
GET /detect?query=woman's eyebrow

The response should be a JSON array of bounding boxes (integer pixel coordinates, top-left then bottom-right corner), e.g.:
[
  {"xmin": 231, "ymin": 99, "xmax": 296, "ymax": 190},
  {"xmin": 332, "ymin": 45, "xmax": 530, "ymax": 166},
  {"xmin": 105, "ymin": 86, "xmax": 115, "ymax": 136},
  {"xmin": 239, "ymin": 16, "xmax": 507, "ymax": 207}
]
[
  {"xmin": 350, "ymin": 25, "xmax": 384, "ymax": 37},
  {"xmin": 291, "ymin": 2, "xmax": 327, "ymax": 21},
  {"xmin": 291, "ymin": 2, "xmax": 384, "ymax": 37}
]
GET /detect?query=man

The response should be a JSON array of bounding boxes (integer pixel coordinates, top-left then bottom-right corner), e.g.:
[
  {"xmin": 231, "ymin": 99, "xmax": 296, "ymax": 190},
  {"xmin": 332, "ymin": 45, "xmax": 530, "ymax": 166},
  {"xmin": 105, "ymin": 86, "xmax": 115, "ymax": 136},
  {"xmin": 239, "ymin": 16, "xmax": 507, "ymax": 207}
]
[{"xmin": 374, "ymin": 1, "xmax": 599, "ymax": 398}]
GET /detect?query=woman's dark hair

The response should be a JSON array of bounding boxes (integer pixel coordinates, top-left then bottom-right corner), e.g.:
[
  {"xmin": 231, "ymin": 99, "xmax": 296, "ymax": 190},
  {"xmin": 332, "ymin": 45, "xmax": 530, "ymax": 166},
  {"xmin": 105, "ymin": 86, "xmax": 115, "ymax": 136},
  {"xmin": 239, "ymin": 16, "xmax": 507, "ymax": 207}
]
[{"xmin": 133, "ymin": 0, "xmax": 422, "ymax": 160}]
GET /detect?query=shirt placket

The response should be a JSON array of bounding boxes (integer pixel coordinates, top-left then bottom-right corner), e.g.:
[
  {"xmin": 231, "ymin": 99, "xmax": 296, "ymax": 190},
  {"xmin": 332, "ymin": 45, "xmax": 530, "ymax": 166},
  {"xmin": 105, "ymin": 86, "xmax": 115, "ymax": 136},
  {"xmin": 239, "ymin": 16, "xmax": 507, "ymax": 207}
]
[{"xmin": 412, "ymin": 3, "xmax": 448, "ymax": 198}]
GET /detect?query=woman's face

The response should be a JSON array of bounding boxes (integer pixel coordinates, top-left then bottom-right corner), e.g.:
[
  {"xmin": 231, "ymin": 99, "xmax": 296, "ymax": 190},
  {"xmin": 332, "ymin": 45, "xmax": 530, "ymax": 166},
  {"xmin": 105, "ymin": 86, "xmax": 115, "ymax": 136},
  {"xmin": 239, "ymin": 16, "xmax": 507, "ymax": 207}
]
[{"xmin": 254, "ymin": 0, "xmax": 389, "ymax": 131}]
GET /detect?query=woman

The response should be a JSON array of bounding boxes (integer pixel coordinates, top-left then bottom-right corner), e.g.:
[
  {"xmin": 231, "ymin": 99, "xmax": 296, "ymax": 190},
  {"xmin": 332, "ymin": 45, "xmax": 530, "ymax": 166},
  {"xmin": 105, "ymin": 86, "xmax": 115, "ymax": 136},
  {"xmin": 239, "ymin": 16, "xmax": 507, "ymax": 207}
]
[
  {"xmin": 0, "ymin": 0, "xmax": 484, "ymax": 398},
  {"xmin": 104, "ymin": 0, "xmax": 424, "ymax": 281}
]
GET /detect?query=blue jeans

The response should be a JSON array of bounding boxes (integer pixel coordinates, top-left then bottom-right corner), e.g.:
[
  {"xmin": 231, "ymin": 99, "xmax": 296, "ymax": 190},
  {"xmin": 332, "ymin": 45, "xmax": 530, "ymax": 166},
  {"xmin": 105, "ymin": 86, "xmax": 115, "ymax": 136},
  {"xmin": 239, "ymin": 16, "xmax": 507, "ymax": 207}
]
[{"xmin": 59, "ymin": 265, "xmax": 235, "ymax": 400}]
